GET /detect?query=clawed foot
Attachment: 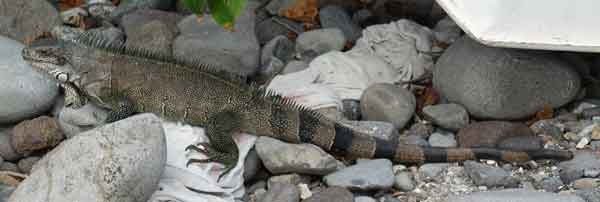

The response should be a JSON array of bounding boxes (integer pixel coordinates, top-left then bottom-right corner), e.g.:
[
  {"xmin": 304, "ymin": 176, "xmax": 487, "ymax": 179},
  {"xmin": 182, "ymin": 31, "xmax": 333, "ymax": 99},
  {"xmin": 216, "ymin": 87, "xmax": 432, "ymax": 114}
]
[{"xmin": 185, "ymin": 143, "xmax": 238, "ymax": 181}]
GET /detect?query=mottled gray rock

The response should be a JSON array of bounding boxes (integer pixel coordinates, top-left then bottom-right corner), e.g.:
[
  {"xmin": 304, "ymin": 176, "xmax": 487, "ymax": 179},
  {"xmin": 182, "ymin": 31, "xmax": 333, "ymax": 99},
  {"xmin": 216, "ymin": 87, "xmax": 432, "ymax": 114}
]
[
  {"xmin": 121, "ymin": 9, "xmax": 182, "ymax": 56},
  {"xmin": 174, "ymin": 2, "xmax": 261, "ymax": 76},
  {"xmin": 404, "ymin": 122, "xmax": 434, "ymax": 138},
  {"xmin": 256, "ymin": 17, "xmax": 303, "ymax": 45},
  {"xmin": 120, "ymin": 9, "xmax": 183, "ymax": 33},
  {"xmin": 419, "ymin": 163, "xmax": 450, "ymax": 179},
  {"xmin": 295, "ymin": 28, "xmax": 346, "ymax": 61},
  {"xmin": 0, "ymin": 162, "xmax": 19, "ymax": 173},
  {"xmin": 324, "ymin": 159, "xmax": 394, "ymax": 191},
  {"xmin": 8, "ymin": 114, "xmax": 167, "ymax": 202},
  {"xmin": 530, "ymin": 119, "xmax": 564, "ymax": 139},
  {"xmin": 355, "ymin": 196, "xmax": 378, "ymax": 202},
  {"xmin": 447, "ymin": 189, "xmax": 585, "ymax": 202},
  {"xmin": 282, "ymin": 60, "xmax": 309, "ymax": 74},
  {"xmin": 559, "ymin": 151, "xmax": 600, "ymax": 183},
  {"xmin": 0, "ymin": 36, "xmax": 59, "ymax": 124},
  {"xmin": 17, "ymin": 156, "xmax": 41, "ymax": 174},
  {"xmin": 394, "ymin": 171, "xmax": 415, "ymax": 191},
  {"xmin": 0, "ymin": 129, "xmax": 21, "ymax": 161},
  {"xmin": 422, "ymin": 103, "xmax": 469, "ymax": 131},
  {"xmin": 340, "ymin": 120, "xmax": 398, "ymax": 141},
  {"xmin": 0, "ymin": 0, "xmax": 62, "ymax": 43},
  {"xmin": 319, "ymin": 5, "xmax": 362, "ymax": 41},
  {"xmin": 576, "ymin": 189, "xmax": 600, "ymax": 202},
  {"xmin": 539, "ymin": 177, "xmax": 564, "ymax": 193},
  {"xmin": 260, "ymin": 182, "xmax": 300, "ymax": 202},
  {"xmin": 398, "ymin": 135, "xmax": 429, "ymax": 147},
  {"xmin": 265, "ymin": 0, "xmax": 296, "ymax": 16},
  {"xmin": 360, "ymin": 83, "xmax": 416, "ymax": 130},
  {"xmin": 457, "ymin": 121, "xmax": 534, "ymax": 148},
  {"xmin": 303, "ymin": 186, "xmax": 353, "ymax": 202},
  {"xmin": 57, "ymin": 102, "xmax": 109, "ymax": 138},
  {"xmin": 110, "ymin": 0, "xmax": 174, "ymax": 19},
  {"xmin": 464, "ymin": 161, "xmax": 518, "ymax": 188},
  {"xmin": 255, "ymin": 137, "xmax": 339, "ymax": 175},
  {"xmin": 433, "ymin": 36, "xmax": 581, "ymax": 120},
  {"xmin": 428, "ymin": 130, "xmax": 457, "ymax": 148},
  {"xmin": 268, "ymin": 174, "xmax": 311, "ymax": 188},
  {"xmin": 261, "ymin": 35, "xmax": 295, "ymax": 77}
]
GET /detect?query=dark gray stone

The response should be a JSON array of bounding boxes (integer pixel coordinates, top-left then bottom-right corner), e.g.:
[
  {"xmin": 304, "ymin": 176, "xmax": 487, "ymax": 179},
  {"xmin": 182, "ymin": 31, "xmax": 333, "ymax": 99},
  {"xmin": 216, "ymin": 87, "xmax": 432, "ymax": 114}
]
[
  {"xmin": 256, "ymin": 17, "xmax": 304, "ymax": 45},
  {"xmin": 464, "ymin": 161, "xmax": 518, "ymax": 188},
  {"xmin": 360, "ymin": 83, "xmax": 416, "ymax": 130},
  {"xmin": 255, "ymin": 137, "xmax": 339, "ymax": 175},
  {"xmin": 243, "ymin": 148, "xmax": 262, "ymax": 181},
  {"xmin": 121, "ymin": 9, "xmax": 183, "ymax": 56},
  {"xmin": 0, "ymin": 0, "xmax": 62, "ymax": 43},
  {"xmin": 323, "ymin": 159, "xmax": 394, "ymax": 191},
  {"xmin": 433, "ymin": 36, "xmax": 581, "ymax": 120},
  {"xmin": 302, "ymin": 186, "xmax": 353, "ymax": 202},
  {"xmin": 260, "ymin": 182, "xmax": 300, "ymax": 202},
  {"xmin": 295, "ymin": 28, "xmax": 346, "ymax": 61},
  {"xmin": 17, "ymin": 156, "xmax": 41, "ymax": 174},
  {"xmin": 352, "ymin": 9, "xmax": 374, "ymax": 28},
  {"xmin": 261, "ymin": 35, "xmax": 295, "ymax": 77},
  {"xmin": 422, "ymin": 103, "xmax": 469, "ymax": 131},
  {"xmin": 319, "ymin": 5, "xmax": 362, "ymax": 41},
  {"xmin": 447, "ymin": 189, "xmax": 586, "ymax": 202},
  {"xmin": 559, "ymin": 151, "xmax": 600, "ymax": 183}
]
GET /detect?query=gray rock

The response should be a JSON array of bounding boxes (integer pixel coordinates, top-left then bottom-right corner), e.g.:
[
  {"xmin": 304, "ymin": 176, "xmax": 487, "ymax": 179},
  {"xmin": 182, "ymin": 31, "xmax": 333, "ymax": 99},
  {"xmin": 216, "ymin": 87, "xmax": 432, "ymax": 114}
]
[
  {"xmin": 303, "ymin": 186, "xmax": 353, "ymax": 202},
  {"xmin": 404, "ymin": 122, "xmax": 434, "ymax": 138},
  {"xmin": 110, "ymin": 0, "xmax": 174, "ymax": 19},
  {"xmin": 360, "ymin": 83, "xmax": 416, "ymax": 130},
  {"xmin": 243, "ymin": 148, "xmax": 262, "ymax": 181},
  {"xmin": 530, "ymin": 119, "xmax": 564, "ymax": 139},
  {"xmin": 17, "ymin": 156, "xmax": 41, "ymax": 174},
  {"xmin": 121, "ymin": 9, "xmax": 182, "ymax": 56},
  {"xmin": 448, "ymin": 189, "xmax": 585, "ymax": 202},
  {"xmin": 428, "ymin": 130, "xmax": 457, "ymax": 148},
  {"xmin": 422, "ymin": 103, "xmax": 469, "ymax": 131},
  {"xmin": 324, "ymin": 159, "xmax": 394, "ymax": 191},
  {"xmin": 576, "ymin": 189, "xmax": 600, "ymax": 202},
  {"xmin": 319, "ymin": 5, "xmax": 362, "ymax": 41},
  {"xmin": 419, "ymin": 163, "xmax": 450, "ymax": 179},
  {"xmin": 256, "ymin": 17, "xmax": 304, "ymax": 45},
  {"xmin": 464, "ymin": 161, "xmax": 518, "ymax": 188},
  {"xmin": 0, "ymin": 129, "xmax": 21, "ymax": 161},
  {"xmin": 559, "ymin": 151, "xmax": 600, "ymax": 183},
  {"xmin": 398, "ymin": 135, "xmax": 430, "ymax": 147},
  {"xmin": 295, "ymin": 28, "xmax": 346, "ymax": 61},
  {"xmin": 57, "ymin": 102, "xmax": 109, "ymax": 138},
  {"xmin": 394, "ymin": 171, "xmax": 415, "ymax": 191},
  {"xmin": 0, "ymin": 0, "xmax": 62, "ymax": 43},
  {"xmin": 433, "ymin": 36, "xmax": 581, "ymax": 120},
  {"xmin": 592, "ymin": 141, "xmax": 600, "ymax": 151},
  {"xmin": 0, "ymin": 36, "xmax": 59, "ymax": 124},
  {"xmin": 268, "ymin": 174, "xmax": 311, "ymax": 188},
  {"xmin": 265, "ymin": 0, "xmax": 296, "ymax": 16},
  {"xmin": 282, "ymin": 60, "xmax": 309, "ymax": 74},
  {"xmin": 433, "ymin": 16, "xmax": 462, "ymax": 45},
  {"xmin": 355, "ymin": 196, "xmax": 378, "ymax": 202},
  {"xmin": 339, "ymin": 120, "xmax": 398, "ymax": 141},
  {"xmin": 584, "ymin": 168, "xmax": 600, "ymax": 178},
  {"xmin": 120, "ymin": 9, "xmax": 183, "ymax": 33},
  {"xmin": 260, "ymin": 182, "xmax": 300, "ymax": 202},
  {"xmin": 539, "ymin": 177, "xmax": 564, "ymax": 193},
  {"xmin": 0, "ymin": 184, "xmax": 15, "ymax": 202},
  {"xmin": 8, "ymin": 114, "xmax": 167, "ymax": 202},
  {"xmin": 255, "ymin": 137, "xmax": 339, "ymax": 175},
  {"xmin": 573, "ymin": 178, "xmax": 599, "ymax": 190},
  {"xmin": 174, "ymin": 2, "xmax": 261, "ymax": 76},
  {"xmin": 261, "ymin": 35, "xmax": 295, "ymax": 77},
  {"xmin": 0, "ymin": 162, "xmax": 19, "ymax": 173},
  {"xmin": 352, "ymin": 9, "xmax": 374, "ymax": 27}
]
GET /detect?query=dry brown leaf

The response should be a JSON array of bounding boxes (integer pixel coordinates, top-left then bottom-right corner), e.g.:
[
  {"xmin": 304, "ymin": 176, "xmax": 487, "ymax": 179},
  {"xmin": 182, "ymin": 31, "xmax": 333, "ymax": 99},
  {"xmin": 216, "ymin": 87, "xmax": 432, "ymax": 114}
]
[
  {"xmin": 23, "ymin": 32, "xmax": 52, "ymax": 45},
  {"xmin": 526, "ymin": 104, "xmax": 554, "ymax": 125},
  {"xmin": 58, "ymin": 0, "xmax": 85, "ymax": 11},
  {"xmin": 0, "ymin": 171, "xmax": 26, "ymax": 187},
  {"xmin": 282, "ymin": 0, "xmax": 319, "ymax": 24}
]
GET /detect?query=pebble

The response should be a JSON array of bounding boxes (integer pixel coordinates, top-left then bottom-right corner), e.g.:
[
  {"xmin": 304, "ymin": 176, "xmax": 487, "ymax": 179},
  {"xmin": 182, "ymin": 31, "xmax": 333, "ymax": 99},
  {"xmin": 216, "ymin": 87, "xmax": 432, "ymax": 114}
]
[
  {"xmin": 324, "ymin": 159, "xmax": 394, "ymax": 191},
  {"xmin": 17, "ymin": 156, "xmax": 41, "ymax": 174},
  {"xmin": 394, "ymin": 171, "xmax": 415, "ymax": 191},
  {"xmin": 302, "ymin": 186, "xmax": 354, "ymax": 202},
  {"xmin": 259, "ymin": 182, "xmax": 300, "ymax": 202},
  {"xmin": 173, "ymin": 2, "xmax": 261, "ymax": 76},
  {"xmin": 433, "ymin": 16, "xmax": 462, "ymax": 45},
  {"xmin": 422, "ymin": 103, "xmax": 469, "ymax": 131},
  {"xmin": 447, "ymin": 188, "xmax": 586, "ymax": 202},
  {"xmin": 530, "ymin": 119, "xmax": 564, "ymax": 139},
  {"xmin": 0, "ymin": 129, "xmax": 21, "ymax": 161},
  {"xmin": 0, "ymin": 36, "xmax": 59, "ymax": 124},
  {"xmin": 559, "ymin": 151, "xmax": 600, "ymax": 183},
  {"xmin": 0, "ymin": 0, "xmax": 62, "ymax": 43},
  {"xmin": 295, "ymin": 28, "xmax": 346, "ymax": 62},
  {"xmin": 255, "ymin": 17, "xmax": 304, "ymax": 45},
  {"xmin": 282, "ymin": 60, "xmax": 309, "ymax": 74},
  {"xmin": 398, "ymin": 135, "xmax": 430, "ymax": 147},
  {"xmin": 360, "ymin": 83, "xmax": 416, "ymax": 130},
  {"xmin": 539, "ymin": 177, "xmax": 564, "ymax": 193},
  {"xmin": 8, "ymin": 114, "xmax": 167, "ymax": 202},
  {"xmin": 433, "ymin": 36, "xmax": 581, "ymax": 120},
  {"xmin": 255, "ymin": 137, "xmax": 339, "ymax": 175},
  {"xmin": 419, "ymin": 163, "xmax": 450, "ymax": 179},
  {"xmin": 11, "ymin": 116, "xmax": 64, "ymax": 156},
  {"xmin": 404, "ymin": 122, "xmax": 434, "ymax": 138},
  {"xmin": 428, "ymin": 130, "xmax": 458, "ymax": 148},
  {"xmin": 584, "ymin": 168, "xmax": 600, "ymax": 178},
  {"xmin": 354, "ymin": 196, "xmax": 378, "ymax": 202},
  {"xmin": 463, "ymin": 161, "xmax": 518, "ymax": 188},
  {"xmin": 268, "ymin": 174, "xmax": 311, "ymax": 188},
  {"xmin": 457, "ymin": 121, "xmax": 534, "ymax": 148},
  {"xmin": 319, "ymin": 5, "xmax": 362, "ymax": 41},
  {"xmin": 260, "ymin": 35, "xmax": 295, "ymax": 77}
]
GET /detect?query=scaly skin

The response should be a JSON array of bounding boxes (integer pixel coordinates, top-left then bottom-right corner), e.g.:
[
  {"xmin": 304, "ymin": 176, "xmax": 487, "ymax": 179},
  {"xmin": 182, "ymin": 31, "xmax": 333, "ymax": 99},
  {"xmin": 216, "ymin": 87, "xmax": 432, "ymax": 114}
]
[{"xmin": 21, "ymin": 33, "xmax": 574, "ymax": 182}]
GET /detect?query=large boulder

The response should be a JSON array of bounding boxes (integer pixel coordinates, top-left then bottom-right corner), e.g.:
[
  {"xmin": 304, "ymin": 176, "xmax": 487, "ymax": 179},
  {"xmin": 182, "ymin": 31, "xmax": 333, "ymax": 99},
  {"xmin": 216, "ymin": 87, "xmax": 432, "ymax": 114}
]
[{"xmin": 433, "ymin": 36, "xmax": 581, "ymax": 120}]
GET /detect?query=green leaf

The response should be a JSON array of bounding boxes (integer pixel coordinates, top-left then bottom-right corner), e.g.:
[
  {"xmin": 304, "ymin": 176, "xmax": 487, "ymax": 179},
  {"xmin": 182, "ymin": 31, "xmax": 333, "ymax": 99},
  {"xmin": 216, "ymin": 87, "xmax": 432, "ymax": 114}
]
[
  {"xmin": 207, "ymin": 0, "xmax": 247, "ymax": 31},
  {"xmin": 183, "ymin": 0, "xmax": 208, "ymax": 15}
]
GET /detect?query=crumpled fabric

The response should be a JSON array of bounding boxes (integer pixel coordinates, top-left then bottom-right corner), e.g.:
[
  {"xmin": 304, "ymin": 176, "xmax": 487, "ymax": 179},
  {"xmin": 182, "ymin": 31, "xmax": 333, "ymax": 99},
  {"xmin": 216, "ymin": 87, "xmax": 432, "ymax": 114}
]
[{"xmin": 147, "ymin": 121, "xmax": 256, "ymax": 202}]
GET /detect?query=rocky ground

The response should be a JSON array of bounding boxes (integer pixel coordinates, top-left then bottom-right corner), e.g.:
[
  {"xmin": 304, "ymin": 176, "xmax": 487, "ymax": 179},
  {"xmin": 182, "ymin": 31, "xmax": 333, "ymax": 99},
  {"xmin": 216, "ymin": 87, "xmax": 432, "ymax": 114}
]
[{"xmin": 0, "ymin": 0, "xmax": 599, "ymax": 201}]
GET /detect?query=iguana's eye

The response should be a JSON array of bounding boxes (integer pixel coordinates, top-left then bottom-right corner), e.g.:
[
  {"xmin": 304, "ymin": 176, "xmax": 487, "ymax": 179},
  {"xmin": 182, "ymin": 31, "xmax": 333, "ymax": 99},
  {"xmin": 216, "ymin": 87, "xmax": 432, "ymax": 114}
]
[{"xmin": 56, "ymin": 72, "xmax": 69, "ymax": 82}]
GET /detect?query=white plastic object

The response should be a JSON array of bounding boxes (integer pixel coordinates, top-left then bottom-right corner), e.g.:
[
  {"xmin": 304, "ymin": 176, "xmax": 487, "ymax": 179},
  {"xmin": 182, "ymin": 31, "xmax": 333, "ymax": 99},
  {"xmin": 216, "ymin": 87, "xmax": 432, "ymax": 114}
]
[{"xmin": 436, "ymin": 0, "xmax": 600, "ymax": 53}]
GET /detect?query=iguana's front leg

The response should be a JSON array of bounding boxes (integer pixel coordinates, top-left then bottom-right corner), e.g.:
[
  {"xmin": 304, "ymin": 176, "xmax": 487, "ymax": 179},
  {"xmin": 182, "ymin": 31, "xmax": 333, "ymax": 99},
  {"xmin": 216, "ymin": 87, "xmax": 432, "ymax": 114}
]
[
  {"xmin": 99, "ymin": 90, "xmax": 136, "ymax": 123},
  {"xmin": 186, "ymin": 110, "xmax": 241, "ymax": 181}
]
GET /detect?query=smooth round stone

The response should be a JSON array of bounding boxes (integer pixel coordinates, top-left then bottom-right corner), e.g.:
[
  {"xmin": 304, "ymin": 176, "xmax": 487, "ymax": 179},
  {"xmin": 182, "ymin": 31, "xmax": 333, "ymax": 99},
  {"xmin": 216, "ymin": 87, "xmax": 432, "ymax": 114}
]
[
  {"xmin": 360, "ymin": 83, "xmax": 416, "ymax": 130},
  {"xmin": 0, "ymin": 36, "xmax": 59, "ymax": 124},
  {"xmin": 433, "ymin": 36, "xmax": 581, "ymax": 120}
]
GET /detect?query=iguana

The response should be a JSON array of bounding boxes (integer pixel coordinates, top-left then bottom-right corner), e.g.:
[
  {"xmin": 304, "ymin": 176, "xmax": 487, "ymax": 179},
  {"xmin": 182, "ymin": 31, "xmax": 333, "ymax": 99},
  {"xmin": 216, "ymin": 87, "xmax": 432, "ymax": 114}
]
[{"xmin": 21, "ymin": 33, "xmax": 574, "ymax": 180}]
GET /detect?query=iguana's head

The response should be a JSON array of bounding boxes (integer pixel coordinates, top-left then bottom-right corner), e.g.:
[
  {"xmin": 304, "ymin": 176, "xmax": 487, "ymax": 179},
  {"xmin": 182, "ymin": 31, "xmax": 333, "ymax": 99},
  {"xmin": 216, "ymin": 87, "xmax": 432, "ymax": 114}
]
[{"xmin": 22, "ymin": 38, "xmax": 77, "ymax": 83}]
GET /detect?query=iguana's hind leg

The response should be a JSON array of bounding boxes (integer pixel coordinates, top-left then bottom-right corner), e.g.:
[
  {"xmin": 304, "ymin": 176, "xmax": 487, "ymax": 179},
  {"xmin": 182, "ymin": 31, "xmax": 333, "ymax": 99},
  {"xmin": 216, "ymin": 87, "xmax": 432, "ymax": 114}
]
[{"xmin": 186, "ymin": 110, "xmax": 241, "ymax": 181}]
